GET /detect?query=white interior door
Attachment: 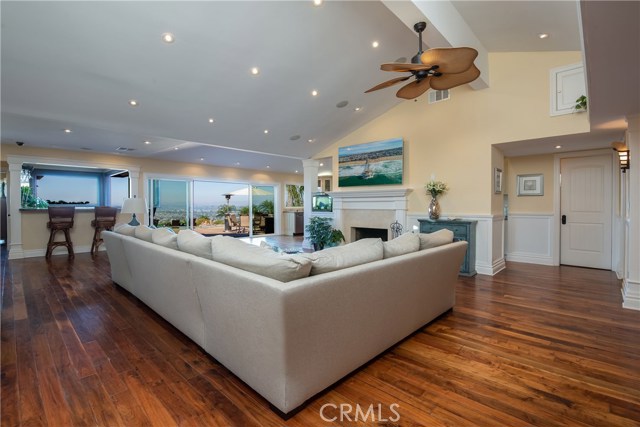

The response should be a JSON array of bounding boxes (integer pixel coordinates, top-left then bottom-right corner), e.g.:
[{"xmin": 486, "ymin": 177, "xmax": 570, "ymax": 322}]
[{"xmin": 560, "ymin": 155, "xmax": 612, "ymax": 269}]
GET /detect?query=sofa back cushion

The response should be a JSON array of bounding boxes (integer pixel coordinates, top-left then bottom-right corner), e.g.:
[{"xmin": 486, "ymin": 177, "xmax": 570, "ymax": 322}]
[
  {"xmin": 301, "ymin": 238, "xmax": 384, "ymax": 276},
  {"xmin": 177, "ymin": 229, "xmax": 213, "ymax": 259},
  {"xmin": 383, "ymin": 233, "xmax": 420, "ymax": 259},
  {"xmin": 418, "ymin": 229, "xmax": 454, "ymax": 250},
  {"xmin": 114, "ymin": 223, "xmax": 137, "ymax": 236},
  {"xmin": 152, "ymin": 228, "xmax": 178, "ymax": 250},
  {"xmin": 134, "ymin": 225, "xmax": 155, "ymax": 242},
  {"xmin": 210, "ymin": 236, "xmax": 312, "ymax": 282}
]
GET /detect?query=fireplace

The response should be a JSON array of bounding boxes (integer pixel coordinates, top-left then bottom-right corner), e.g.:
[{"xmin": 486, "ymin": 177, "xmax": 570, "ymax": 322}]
[
  {"xmin": 329, "ymin": 189, "xmax": 412, "ymax": 243},
  {"xmin": 353, "ymin": 227, "xmax": 388, "ymax": 242}
]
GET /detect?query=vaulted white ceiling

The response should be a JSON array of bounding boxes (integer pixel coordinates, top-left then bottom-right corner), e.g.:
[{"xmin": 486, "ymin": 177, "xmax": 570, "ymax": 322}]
[{"xmin": 3, "ymin": 1, "xmax": 634, "ymax": 171}]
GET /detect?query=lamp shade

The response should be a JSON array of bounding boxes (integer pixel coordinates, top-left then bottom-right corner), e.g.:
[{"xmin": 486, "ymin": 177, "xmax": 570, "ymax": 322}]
[{"xmin": 121, "ymin": 197, "xmax": 147, "ymax": 214}]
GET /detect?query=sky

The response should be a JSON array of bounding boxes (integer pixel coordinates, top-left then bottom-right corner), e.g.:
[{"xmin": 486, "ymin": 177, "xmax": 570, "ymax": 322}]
[{"xmin": 338, "ymin": 137, "xmax": 403, "ymax": 157}]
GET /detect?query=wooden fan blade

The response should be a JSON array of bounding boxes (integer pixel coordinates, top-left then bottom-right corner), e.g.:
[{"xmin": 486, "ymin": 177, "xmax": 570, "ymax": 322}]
[
  {"xmin": 381, "ymin": 63, "xmax": 432, "ymax": 72},
  {"xmin": 430, "ymin": 64, "xmax": 481, "ymax": 90},
  {"xmin": 396, "ymin": 77, "xmax": 431, "ymax": 100},
  {"xmin": 420, "ymin": 47, "xmax": 478, "ymax": 74},
  {"xmin": 365, "ymin": 76, "xmax": 411, "ymax": 93}
]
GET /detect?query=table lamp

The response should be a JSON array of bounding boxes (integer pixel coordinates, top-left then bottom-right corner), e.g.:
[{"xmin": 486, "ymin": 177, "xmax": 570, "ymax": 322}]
[{"xmin": 121, "ymin": 197, "xmax": 147, "ymax": 226}]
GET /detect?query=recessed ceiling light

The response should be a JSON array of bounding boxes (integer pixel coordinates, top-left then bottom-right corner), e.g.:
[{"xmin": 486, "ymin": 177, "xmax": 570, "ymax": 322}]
[
  {"xmin": 251, "ymin": 67, "xmax": 260, "ymax": 75},
  {"xmin": 208, "ymin": 118, "xmax": 214, "ymax": 123},
  {"xmin": 264, "ymin": 129, "xmax": 269, "ymax": 134},
  {"xmin": 200, "ymin": 158, "xmax": 204, "ymax": 161},
  {"xmin": 266, "ymin": 165, "xmax": 271, "ymax": 169},
  {"xmin": 64, "ymin": 128, "xmax": 72, "ymax": 133},
  {"xmin": 235, "ymin": 162, "xmax": 240, "ymax": 166},
  {"xmin": 174, "ymin": 147, "xmax": 179, "ymax": 150},
  {"xmin": 538, "ymin": 33, "xmax": 549, "ymax": 39},
  {"xmin": 308, "ymin": 139, "xmax": 314, "ymax": 143},
  {"xmin": 311, "ymin": 90, "xmax": 318, "ymax": 97},
  {"xmin": 128, "ymin": 99, "xmax": 139, "ymax": 107},
  {"xmin": 313, "ymin": 0, "xmax": 323, "ymax": 6},
  {"xmin": 354, "ymin": 106, "xmax": 361, "ymax": 111},
  {"xmin": 372, "ymin": 41, "xmax": 379, "ymax": 48},
  {"xmin": 295, "ymin": 170, "xmax": 299, "ymax": 173},
  {"xmin": 161, "ymin": 32, "xmax": 175, "ymax": 44},
  {"xmin": 319, "ymin": 163, "xmax": 324, "ymax": 167},
  {"xmin": 144, "ymin": 140, "xmax": 151, "ymax": 145},
  {"xmin": 555, "ymin": 145, "xmax": 562, "ymax": 149}
]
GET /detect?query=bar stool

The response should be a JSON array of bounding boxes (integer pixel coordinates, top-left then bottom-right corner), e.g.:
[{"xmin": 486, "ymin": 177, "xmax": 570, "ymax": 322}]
[
  {"xmin": 46, "ymin": 206, "xmax": 75, "ymax": 259},
  {"xmin": 91, "ymin": 207, "xmax": 118, "ymax": 256}
]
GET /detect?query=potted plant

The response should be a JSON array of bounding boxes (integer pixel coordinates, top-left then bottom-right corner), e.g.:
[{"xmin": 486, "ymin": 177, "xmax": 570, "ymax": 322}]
[
  {"xmin": 574, "ymin": 95, "xmax": 587, "ymax": 112},
  {"xmin": 305, "ymin": 216, "xmax": 345, "ymax": 251}
]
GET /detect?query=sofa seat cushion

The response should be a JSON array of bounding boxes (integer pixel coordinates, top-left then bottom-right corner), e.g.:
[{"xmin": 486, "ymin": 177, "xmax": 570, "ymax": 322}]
[
  {"xmin": 134, "ymin": 225, "xmax": 155, "ymax": 242},
  {"xmin": 114, "ymin": 223, "xmax": 136, "ymax": 236},
  {"xmin": 177, "ymin": 229, "xmax": 213, "ymax": 259},
  {"xmin": 210, "ymin": 236, "xmax": 312, "ymax": 282},
  {"xmin": 152, "ymin": 228, "xmax": 178, "ymax": 250},
  {"xmin": 301, "ymin": 238, "xmax": 384, "ymax": 276},
  {"xmin": 383, "ymin": 233, "xmax": 420, "ymax": 259},
  {"xmin": 419, "ymin": 229, "xmax": 454, "ymax": 250}
]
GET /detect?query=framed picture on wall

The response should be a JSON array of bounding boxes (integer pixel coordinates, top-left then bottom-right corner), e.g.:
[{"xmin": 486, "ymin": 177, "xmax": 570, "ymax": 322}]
[
  {"xmin": 494, "ymin": 168, "xmax": 502, "ymax": 194},
  {"xmin": 338, "ymin": 137, "xmax": 403, "ymax": 187},
  {"xmin": 517, "ymin": 174, "xmax": 544, "ymax": 196}
]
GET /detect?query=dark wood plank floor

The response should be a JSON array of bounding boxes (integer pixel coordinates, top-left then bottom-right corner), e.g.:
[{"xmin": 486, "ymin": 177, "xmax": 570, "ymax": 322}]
[{"xmin": 2, "ymin": 249, "xmax": 639, "ymax": 426}]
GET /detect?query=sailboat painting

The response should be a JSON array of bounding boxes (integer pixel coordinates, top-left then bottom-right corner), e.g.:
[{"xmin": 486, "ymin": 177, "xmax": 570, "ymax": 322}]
[{"xmin": 338, "ymin": 138, "xmax": 403, "ymax": 187}]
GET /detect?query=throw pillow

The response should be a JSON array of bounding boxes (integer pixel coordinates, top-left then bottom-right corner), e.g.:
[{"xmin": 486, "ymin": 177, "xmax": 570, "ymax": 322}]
[
  {"xmin": 114, "ymin": 223, "xmax": 136, "ymax": 236},
  {"xmin": 418, "ymin": 229, "xmax": 454, "ymax": 250},
  {"xmin": 300, "ymin": 238, "xmax": 384, "ymax": 276},
  {"xmin": 177, "ymin": 229, "xmax": 213, "ymax": 259},
  {"xmin": 211, "ymin": 236, "xmax": 311, "ymax": 282},
  {"xmin": 134, "ymin": 225, "xmax": 155, "ymax": 242},
  {"xmin": 383, "ymin": 233, "xmax": 420, "ymax": 259},
  {"xmin": 151, "ymin": 228, "xmax": 178, "ymax": 250}
]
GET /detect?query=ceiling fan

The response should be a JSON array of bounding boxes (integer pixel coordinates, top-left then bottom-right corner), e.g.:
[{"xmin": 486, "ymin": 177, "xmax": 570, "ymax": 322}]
[{"xmin": 365, "ymin": 21, "xmax": 480, "ymax": 100}]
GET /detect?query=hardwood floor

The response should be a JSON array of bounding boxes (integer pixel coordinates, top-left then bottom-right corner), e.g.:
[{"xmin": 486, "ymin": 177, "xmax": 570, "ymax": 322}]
[{"xmin": 2, "ymin": 250, "xmax": 639, "ymax": 426}]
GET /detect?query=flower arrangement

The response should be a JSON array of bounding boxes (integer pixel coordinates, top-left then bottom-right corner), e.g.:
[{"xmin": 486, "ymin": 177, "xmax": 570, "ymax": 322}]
[{"xmin": 425, "ymin": 180, "xmax": 448, "ymax": 198}]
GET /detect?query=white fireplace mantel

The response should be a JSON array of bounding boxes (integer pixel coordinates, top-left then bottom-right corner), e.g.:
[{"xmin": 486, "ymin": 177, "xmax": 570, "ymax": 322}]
[{"xmin": 329, "ymin": 188, "xmax": 413, "ymax": 241}]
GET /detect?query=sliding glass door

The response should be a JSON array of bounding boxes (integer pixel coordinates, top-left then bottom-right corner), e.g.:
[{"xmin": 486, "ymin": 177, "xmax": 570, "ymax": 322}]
[
  {"xmin": 147, "ymin": 177, "xmax": 277, "ymax": 237},
  {"xmin": 149, "ymin": 179, "xmax": 190, "ymax": 230}
]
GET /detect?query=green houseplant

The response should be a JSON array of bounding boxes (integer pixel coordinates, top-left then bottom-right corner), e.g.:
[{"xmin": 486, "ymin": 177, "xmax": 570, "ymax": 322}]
[
  {"xmin": 574, "ymin": 95, "xmax": 587, "ymax": 112},
  {"xmin": 305, "ymin": 216, "xmax": 345, "ymax": 251}
]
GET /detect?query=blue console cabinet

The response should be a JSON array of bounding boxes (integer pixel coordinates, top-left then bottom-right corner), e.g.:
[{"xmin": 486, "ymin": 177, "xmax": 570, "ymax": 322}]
[{"xmin": 418, "ymin": 219, "xmax": 477, "ymax": 276}]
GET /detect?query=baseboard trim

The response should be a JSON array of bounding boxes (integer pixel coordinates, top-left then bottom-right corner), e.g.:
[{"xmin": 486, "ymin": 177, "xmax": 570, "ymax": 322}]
[
  {"xmin": 505, "ymin": 252, "xmax": 555, "ymax": 266},
  {"xmin": 622, "ymin": 279, "xmax": 640, "ymax": 311},
  {"xmin": 476, "ymin": 257, "xmax": 506, "ymax": 276},
  {"xmin": 16, "ymin": 245, "xmax": 105, "ymax": 259}
]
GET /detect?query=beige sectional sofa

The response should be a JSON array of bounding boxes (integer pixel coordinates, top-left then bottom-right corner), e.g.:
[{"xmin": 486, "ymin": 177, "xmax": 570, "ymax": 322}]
[{"xmin": 103, "ymin": 226, "xmax": 467, "ymax": 414}]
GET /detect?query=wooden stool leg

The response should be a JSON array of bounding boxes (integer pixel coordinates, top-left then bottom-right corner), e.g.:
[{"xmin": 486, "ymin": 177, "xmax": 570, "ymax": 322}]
[
  {"xmin": 64, "ymin": 228, "xmax": 74, "ymax": 258},
  {"xmin": 46, "ymin": 229, "xmax": 56, "ymax": 259},
  {"xmin": 91, "ymin": 227, "xmax": 99, "ymax": 256}
]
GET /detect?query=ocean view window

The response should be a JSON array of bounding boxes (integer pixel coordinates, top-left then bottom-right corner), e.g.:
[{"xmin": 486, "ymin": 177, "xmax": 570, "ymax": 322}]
[{"xmin": 20, "ymin": 164, "xmax": 130, "ymax": 208}]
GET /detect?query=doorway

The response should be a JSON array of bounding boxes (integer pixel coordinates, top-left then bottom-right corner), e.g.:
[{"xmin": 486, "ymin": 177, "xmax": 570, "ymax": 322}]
[{"xmin": 560, "ymin": 154, "xmax": 613, "ymax": 269}]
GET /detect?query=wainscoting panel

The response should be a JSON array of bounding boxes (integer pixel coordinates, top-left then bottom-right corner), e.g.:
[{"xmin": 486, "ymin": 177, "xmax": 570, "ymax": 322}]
[{"xmin": 506, "ymin": 213, "xmax": 555, "ymax": 265}]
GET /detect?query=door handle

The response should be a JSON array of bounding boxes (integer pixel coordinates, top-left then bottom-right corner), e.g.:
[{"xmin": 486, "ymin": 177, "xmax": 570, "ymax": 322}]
[{"xmin": 562, "ymin": 215, "xmax": 567, "ymax": 225}]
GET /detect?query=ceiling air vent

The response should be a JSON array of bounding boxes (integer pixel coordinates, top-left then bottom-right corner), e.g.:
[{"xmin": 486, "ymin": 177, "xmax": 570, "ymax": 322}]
[
  {"xmin": 115, "ymin": 147, "xmax": 136, "ymax": 152},
  {"xmin": 428, "ymin": 89, "xmax": 450, "ymax": 104}
]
